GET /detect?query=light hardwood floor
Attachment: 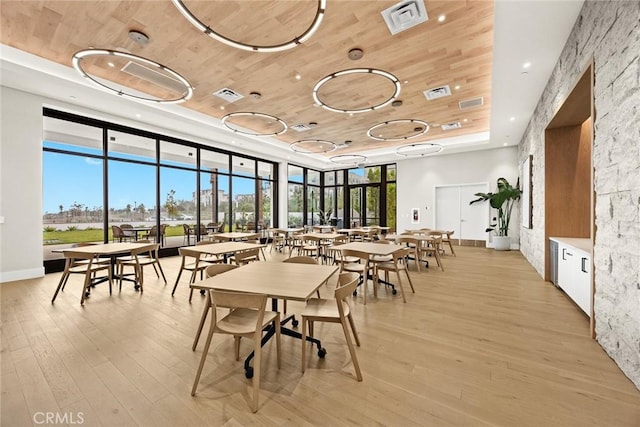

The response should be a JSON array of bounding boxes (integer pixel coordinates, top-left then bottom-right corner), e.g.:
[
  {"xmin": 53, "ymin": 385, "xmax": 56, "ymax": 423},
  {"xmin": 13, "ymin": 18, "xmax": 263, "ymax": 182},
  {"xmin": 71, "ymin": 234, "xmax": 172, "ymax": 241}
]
[{"xmin": 2, "ymin": 246, "xmax": 639, "ymax": 426}]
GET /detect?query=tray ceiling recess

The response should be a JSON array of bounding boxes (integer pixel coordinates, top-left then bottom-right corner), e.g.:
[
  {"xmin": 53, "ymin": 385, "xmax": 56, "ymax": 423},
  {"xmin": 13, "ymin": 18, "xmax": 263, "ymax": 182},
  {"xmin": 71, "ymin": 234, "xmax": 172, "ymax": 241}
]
[
  {"xmin": 221, "ymin": 112, "xmax": 287, "ymax": 136},
  {"xmin": 290, "ymin": 139, "xmax": 337, "ymax": 154},
  {"xmin": 367, "ymin": 119, "xmax": 429, "ymax": 141},
  {"xmin": 312, "ymin": 68, "xmax": 401, "ymax": 114},
  {"xmin": 329, "ymin": 154, "xmax": 368, "ymax": 165},
  {"xmin": 395, "ymin": 142, "xmax": 443, "ymax": 157},
  {"xmin": 71, "ymin": 49, "xmax": 193, "ymax": 103},
  {"xmin": 170, "ymin": 0, "xmax": 326, "ymax": 52}
]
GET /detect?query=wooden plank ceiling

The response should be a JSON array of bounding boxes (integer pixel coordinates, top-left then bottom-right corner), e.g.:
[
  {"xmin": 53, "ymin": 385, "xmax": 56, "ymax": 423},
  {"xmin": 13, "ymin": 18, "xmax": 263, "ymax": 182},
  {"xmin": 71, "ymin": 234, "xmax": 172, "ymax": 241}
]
[{"xmin": 0, "ymin": 0, "xmax": 494, "ymax": 157}]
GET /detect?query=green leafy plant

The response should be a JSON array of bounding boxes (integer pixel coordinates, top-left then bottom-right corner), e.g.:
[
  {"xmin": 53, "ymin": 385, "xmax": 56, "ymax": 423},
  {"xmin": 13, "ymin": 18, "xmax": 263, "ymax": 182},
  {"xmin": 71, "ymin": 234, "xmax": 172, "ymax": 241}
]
[
  {"xmin": 43, "ymin": 226, "xmax": 57, "ymax": 232},
  {"xmin": 318, "ymin": 208, "xmax": 333, "ymax": 225},
  {"xmin": 470, "ymin": 178, "xmax": 521, "ymax": 237}
]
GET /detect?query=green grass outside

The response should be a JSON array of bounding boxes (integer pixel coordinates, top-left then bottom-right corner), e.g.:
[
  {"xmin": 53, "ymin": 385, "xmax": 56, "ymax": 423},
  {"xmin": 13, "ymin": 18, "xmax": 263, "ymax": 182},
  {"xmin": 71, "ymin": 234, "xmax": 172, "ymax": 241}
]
[{"xmin": 42, "ymin": 225, "xmax": 187, "ymax": 245}]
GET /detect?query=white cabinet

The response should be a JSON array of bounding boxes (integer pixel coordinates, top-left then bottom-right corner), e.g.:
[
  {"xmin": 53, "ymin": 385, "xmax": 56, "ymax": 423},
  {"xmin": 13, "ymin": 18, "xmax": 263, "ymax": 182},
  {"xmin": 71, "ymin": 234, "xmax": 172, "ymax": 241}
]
[{"xmin": 552, "ymin": 238, "xmax": 592, "ymax": 316}]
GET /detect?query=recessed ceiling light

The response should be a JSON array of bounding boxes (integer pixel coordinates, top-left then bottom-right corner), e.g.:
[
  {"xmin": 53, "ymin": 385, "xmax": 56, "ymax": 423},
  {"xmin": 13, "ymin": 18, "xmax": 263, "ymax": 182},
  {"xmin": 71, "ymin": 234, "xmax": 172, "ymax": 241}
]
[
  {"xmin": 454, "ymin": 85, "xmax": 461, "ymax": 90},
  {"xmin": 403, "ymin": 80, "xmax": 409, "ymax": 84},
  {"xmin": 69, "ymin": 95, "xmax": 76, "ymax": 99},
  {"xmin": 463, "ymin": 118, "xmax": 468, "ymax": 122},
  {"xmin": 438, "ymin": 14, "xmax": 446, "ymax": 23},
  {"xmin": 231, "ymin": 140, "xmax": 236, "ymax": 144},
  {"xmin": 135, "ymin": 113, "xmax": 141, "ymax": 118},
  {"xmin": 509, "ymin": 117, "xmax": 515, "ymax": 121},
  {"xmin": 295, "ymin": 73, "xmax": 302, "ymax": 80},
  {"xmin": 220, "ymin": 106, "xmax": 225, "ymax": 110},
  {"xmin": 503, "ymin": 142, "xmax": 508, "ymax": 146},
  {"xmin": 523, "ymin": 62, "xmax": 531, "ymax": 69},
  {"xmin": 107, "ymin": 62, "xmax": 115, "ymax": 68},
  {"xmin": 349, "ymin": 113, "xmax": 354, "ymax": 117}
]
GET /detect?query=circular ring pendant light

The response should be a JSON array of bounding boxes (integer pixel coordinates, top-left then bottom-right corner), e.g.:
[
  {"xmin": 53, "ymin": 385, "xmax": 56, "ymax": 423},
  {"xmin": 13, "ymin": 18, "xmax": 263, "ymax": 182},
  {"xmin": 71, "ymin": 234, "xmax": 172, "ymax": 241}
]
[
  {"xmin": 329, "ymin": 154, "xmax": 367, "ymax": 165},
  {"xmin": 395, "ymin": 143, "xmax": 443, "ymax": 157},
  {"xmin": 367, "ymin": 119, "xmax": 430, "ymax": 141},
  {"xmin": 171, "ymin": 0, "xmax": 326, "ymax": 53},
  {"xmin": 72, "ymin": 49, "xmax": 193, "ymax": 103},
  {"xmin": 312, "ymin": 68, "xmax": 401, "ymax": 114},
  {"xmin": 221, "ymin": 112, "xmax": 287, "ymax": 136},
  {"xmin": 291, "ymin": 140, "xmax": 337, "ymax": 154}
]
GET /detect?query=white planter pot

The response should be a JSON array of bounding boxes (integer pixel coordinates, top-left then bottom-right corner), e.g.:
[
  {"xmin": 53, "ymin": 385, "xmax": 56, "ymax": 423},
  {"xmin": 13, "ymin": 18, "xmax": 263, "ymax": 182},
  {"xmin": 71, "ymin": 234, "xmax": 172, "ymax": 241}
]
[{"xmin": 493, "ymin": 236, "xmax": 511, "ymax": 251}]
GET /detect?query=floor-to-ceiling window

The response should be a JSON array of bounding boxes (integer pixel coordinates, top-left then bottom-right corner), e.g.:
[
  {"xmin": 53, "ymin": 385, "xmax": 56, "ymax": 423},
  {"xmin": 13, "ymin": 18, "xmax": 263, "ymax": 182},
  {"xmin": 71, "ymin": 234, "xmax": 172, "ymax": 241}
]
[
  {"xmin": 43, "ymin": 109, "xmax": 278, "ymax": 262},
  {"xmin": 287, "ymin": 165, "xmax": 304, "ymax": 227}
]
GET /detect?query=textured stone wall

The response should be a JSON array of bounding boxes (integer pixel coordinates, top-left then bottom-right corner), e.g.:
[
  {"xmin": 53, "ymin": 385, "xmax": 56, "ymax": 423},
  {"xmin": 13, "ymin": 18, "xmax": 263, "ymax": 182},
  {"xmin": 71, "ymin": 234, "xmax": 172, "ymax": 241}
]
[{"xmin": 518, "ymin": 0, "xmax": 640, "ymax": 389}]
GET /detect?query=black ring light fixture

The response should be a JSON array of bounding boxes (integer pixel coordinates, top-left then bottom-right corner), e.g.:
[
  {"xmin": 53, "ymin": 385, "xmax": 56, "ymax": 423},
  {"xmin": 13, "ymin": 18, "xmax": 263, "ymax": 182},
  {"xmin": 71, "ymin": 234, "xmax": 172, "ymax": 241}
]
[
  {"xmin": 171, "ymin": 0, "xmax": 326, "ymax": 53},
  {"xmin": 312, "ymin": 68, "xmax": 402, "ymax": 114},
  {"xmin": 72, "ymin": 49, "xmax": 193, "ymax": 103},
  {"xmin": 395, "ymin": 143, "xmax": 443, "ymax": 157},
  {"xmin": 221, "ymin": 112, "xmax": 288, "ymax": 136},
  {"xmin": 291, "ymin": 140, "xmax": 337, "ymax": 154},
  {"xmin": 367, "ymin": 119, "xmax": 430, "ymax": 141},
  {"xmin": 329, "ymin": 154, "xmax": 368, "ymax": 165}
]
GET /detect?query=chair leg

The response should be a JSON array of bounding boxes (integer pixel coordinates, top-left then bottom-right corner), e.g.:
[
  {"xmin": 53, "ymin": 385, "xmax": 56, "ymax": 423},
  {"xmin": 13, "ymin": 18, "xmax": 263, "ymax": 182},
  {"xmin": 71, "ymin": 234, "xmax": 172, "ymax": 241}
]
[
  {"xmin": 251, "ymin": 332, "xmax": 262, "ymax": 413},
  {"xmin": 51, "ymin": 271, "xmax": 69, "ymax": 303},
  {"xmin": 434, "ymin": 250, "xmax": 445, "ymax": 272},
  {"xmin": 137, "ymin": 265, "xmax": 144, "ymax": 293},
  {"xmin": 151, "ymin": 263, "xmax": 159, "ymax": 278},
  {"xmin": 171, "ymin": 269, "xmax": 184, "ymax": 296},
  {"xmin": 448, "ymin": 240, "xmax": 456, "ymax": 256},
  {"xmin": 340, "ymin": 317, "xmax": 362, "ymax": 381},
  {"xmin": 80, "ymin": 272, "xmax": 92, "ymax": 305},
  {"xmin": 192, "ymin": 298, "xmax": 211, "ymax": 351},
  {"xmin": 274, "ymin": 314, "xmax": 281, "ymax": 369},
  {"xmin": 191, "ymin": 312, "xmax": 217, "ymax": 396},
  {"xmin": 347, "ymin": 313, "xmax": 360, "ymax": 347},
  {"xmin": 404, "ymin": 268, "xmax": 415, "ymax": 293},
  {"xmin": 301, "ymin": 316, "xmax": 307, "ymax": 373},
  {"xmin": 156, "ymin": 261, "xmax": 167, "ymax": 284},
  {"xmin": 395, "ymin": 270, "xmax": 406, "ymax": 303}
]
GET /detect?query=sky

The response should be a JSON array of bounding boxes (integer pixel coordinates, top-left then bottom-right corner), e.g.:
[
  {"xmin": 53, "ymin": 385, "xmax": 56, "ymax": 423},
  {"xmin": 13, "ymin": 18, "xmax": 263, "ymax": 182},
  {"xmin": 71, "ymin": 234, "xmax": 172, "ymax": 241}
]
[{"xmin": 43, "ymin": 147, "xmax": 257, "ymax": 214}]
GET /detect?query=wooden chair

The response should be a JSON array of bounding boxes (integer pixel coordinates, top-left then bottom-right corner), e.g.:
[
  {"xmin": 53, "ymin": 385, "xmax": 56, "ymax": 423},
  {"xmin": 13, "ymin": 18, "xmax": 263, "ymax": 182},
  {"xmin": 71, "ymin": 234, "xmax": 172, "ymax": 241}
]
[
  {"xmin": 420, "ymin": 234, "xmax": 445, "ymax": 272},
  {"xmin": 301, "ymin": 272, "xmax": 362, "ymax": 381},
  {"xmin": 442, "ymin": 230, "xmax": 456, "ymax": 256},
  {"xmin": 375, "ymin": 247, "xmax": 415, "ymax": 303},
  {"xmin": 115, "ymin": 243, "xmax": 166, "ymax": 292},
  {"xmin": 191, "ymin": 290, "xmax": 281, "ymax": 413},
  {"xmin": 395, "ymin": 235, "xmax": 422, "ymax": 272},
  {"xmin": 51, "ymin": 250, "xmax": 113, "ymax": 305},
  {"xmin": 339, "ymin": 249, "xmax": 376, "ymax": 305},
  {"xmin": 270, "ymin": 229, "xmax": 286, "ymax": 253},
  {"xmin": 172, "ymin": 248, "xmax": 209, "ymax": 297},
  {"xmin": 191, "ymin": 264, "xmax": 239, "ymax": 350},
  {"xmin": 300, "ymin": 235, "xmax": 323, "ymax": 262},
  {"xmin": 183, "ymin": 224, "xmax": 194, "ymax": 245},
  {"xmin": 281, "ymin": 256, "xmax": 322, "ymax": 314}
]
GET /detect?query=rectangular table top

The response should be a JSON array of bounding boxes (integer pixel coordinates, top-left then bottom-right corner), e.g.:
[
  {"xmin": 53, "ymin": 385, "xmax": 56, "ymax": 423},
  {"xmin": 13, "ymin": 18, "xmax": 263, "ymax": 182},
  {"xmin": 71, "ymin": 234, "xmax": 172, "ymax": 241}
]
[
  {"xmin": 53, "ymin": 242, "xmax": 152, "ymax": 255},
  {"xmin": 197, "ymin": 261, "xmax": 338, "ymax": 301},
  {"xmin": 212, "ymin": 232, "xmax": 260, "ymax": 241},
  {"xmin": 337, "ymin": 242, "xmax": 406, "ymax": 256},
  {"xmin": 187, "ymin": 241, "xmax": 266, "ymax": 256}
]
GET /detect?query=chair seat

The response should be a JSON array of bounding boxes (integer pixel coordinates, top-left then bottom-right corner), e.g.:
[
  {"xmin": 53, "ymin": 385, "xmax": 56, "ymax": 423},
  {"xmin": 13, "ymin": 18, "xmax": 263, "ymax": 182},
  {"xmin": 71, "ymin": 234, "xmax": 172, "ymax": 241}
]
[
  {"xmin": 68, "ymin": 263, "xmax": 108, "ymax": 274},
  {"xmin": 370, "ymin": 254, "xmax": 393, "ymax": 263},
  {"xmin": 338, "ymin": 256, "xmax": 360, "ymax": 264},
  {"xmin": 302, "ymin": 298, "xmax": 351, "ymax": 320},
  {"xmin": 342, "ymin": 263, "xmax": 366, "ymax": 273},
  {"xmin": 376, "ymin": 261, "xmax": 403, "ymax": 271},
  {"xmin": 217, "ymin": 308, "xmax": 279, "ymax": 335}
]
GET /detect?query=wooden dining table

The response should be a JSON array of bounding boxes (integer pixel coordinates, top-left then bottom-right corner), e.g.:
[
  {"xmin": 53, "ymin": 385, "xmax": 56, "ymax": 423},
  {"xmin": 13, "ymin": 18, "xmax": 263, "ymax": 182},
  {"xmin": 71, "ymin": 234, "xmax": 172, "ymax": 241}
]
[{"xmin": 195, "ymin": 261, "xmax": 338, "ymax": 377}]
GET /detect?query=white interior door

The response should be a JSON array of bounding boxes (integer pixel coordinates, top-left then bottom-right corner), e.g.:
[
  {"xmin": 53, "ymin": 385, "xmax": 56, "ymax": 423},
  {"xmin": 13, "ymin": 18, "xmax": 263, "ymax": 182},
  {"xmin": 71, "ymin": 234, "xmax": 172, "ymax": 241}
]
[{"xmin": 435, "ymin": 183, "xmax": 488, "ymax": 241}]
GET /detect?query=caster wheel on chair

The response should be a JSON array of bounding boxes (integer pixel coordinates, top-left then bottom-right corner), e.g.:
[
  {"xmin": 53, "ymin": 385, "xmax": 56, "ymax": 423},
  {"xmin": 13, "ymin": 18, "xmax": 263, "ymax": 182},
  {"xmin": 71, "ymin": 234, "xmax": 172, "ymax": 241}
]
[
  {"xmin": 318, "ymin": 348, "xmax": 327, "ymax": 358},
  {"xmin": 245, "ymin": 367, "xmax": 254, "ymax": 379},
  {"xmin": 352, "ymin": 291, "xmax": 358, "ymax": 296},
  {"xmin": 292, "ymin": 319, "xmax": 299, "ymax": 328},
  {"xmin": 392, "ymin": 289, "xmax": 397, "ymax": 295},
  {"xmin": 200, "ymin": 289, "xmax": 206, "ymax": 295}
]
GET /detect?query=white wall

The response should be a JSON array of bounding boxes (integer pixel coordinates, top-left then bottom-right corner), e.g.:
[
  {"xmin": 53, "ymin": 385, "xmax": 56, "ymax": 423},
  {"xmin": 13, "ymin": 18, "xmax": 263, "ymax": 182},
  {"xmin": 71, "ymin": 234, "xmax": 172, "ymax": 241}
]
[
  {"xmin": 0, "ymin": 88, "xmax": 45, "ymax": 282},
  {"xmin": 396, "ymin": 147, "xmax": 519, "ymax": 241}
]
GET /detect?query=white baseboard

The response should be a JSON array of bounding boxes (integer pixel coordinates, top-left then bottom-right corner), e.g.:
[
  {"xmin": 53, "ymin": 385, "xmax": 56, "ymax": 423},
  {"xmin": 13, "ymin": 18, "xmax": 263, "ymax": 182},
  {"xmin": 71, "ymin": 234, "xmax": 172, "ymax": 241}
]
[{"xmin": 0, "ymin": 267, "xmax": 45, "ymax": 283}]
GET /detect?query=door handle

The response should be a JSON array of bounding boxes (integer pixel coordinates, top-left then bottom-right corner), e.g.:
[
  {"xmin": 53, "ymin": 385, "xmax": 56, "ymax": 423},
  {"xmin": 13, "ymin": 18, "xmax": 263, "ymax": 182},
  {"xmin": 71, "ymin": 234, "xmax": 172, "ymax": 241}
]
[{"xmin": 581, "ymin": 257, "xmax": 588, "ymax": 273}]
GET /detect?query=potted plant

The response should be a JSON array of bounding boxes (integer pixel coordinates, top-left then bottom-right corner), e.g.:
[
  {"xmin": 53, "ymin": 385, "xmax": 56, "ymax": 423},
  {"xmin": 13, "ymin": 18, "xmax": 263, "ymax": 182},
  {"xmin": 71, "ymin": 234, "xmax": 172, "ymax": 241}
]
[{"xmin": 470, "ymin": 177, "xmax": 521, "ymax": 250}]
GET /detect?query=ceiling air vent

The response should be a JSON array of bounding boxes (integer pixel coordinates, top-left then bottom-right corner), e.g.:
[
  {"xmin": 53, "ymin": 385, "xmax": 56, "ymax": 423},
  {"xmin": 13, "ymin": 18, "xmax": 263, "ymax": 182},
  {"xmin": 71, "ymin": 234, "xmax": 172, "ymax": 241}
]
[
  {"xmin": 212, "ymin": 87, "xmax": 244, "ymax": 103},
  {"xmin": 121, "ymin": 61, "xmax": 186, "ymax": 94},
  {"xmin": 291, "ymin": 123, "xmax": 312, "ymax": 132},
  {"xmin": 459, "ymin": 97, "xmax": 484, "ymax": 110},
  {"xmin": 423, "ymin": 85, "xmax": 451, "ymax": 101},
  {"xmin": 381, "ymin": 0, "xmax": 428, "ymax": 35},
  {"xmin": 441, "ymin": 122, "xmax": 462, "ymax": 131}
]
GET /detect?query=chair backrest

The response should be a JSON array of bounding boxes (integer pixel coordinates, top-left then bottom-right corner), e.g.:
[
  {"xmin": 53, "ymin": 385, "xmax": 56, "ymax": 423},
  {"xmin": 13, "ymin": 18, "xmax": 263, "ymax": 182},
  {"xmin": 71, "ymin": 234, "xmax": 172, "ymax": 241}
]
[
  {"xmin": 160, "ymin": 224, "xmax": 167, "ymax": 234},
  {"xmin": 396, "ymin": 235, "xmax": 419, "ymax": 247},
  {"xmin": 234, "ymin": 247, "xmax": 261, "ymax": 265},
  {"xmin": 209, "ymin": 290, "xmax": 268, "ymax": 329},
  {"xmin": 183, "ymin": 224, "xmax": 191, "ymax": 234},
  {"xmin": 62, "ymin": 250, "xmax": 96, "ymax": 262},
  {"xmin": 373, "ymin": 239, "xmax": 392, "ymax": 244},
  {"xmin": 196, "ymin": 240, "xmax": 211, "ymax": 246},
  {"xmin": 283, "ymin": 256, "xmax": 318, "ymax": 265},
  {"xmin": 178, "ymin": 247, "xmax": 201, "ymax": 261},
  {"xmin": 121, "ymin": 224, "xmax": 133, "ymax": 229},
  {"xmin": 340, "ymin": 249, "xmax": 371, "ymax": 265},
  {"xmin": 146, "ymin": 225, "xmax": 158, "ymax": 237},
  {"xmin": 393, "ymin": 247, "xmax": 413, "ymax": 264},
  {"xmin": 205, "ymin": 263, "xmax": 238, "ymax": 278},
  {"xmin": 130, "ymin": 243, "xmax": 159, "ymax": 259},
  {"xmin": 112, "ymin": 225, "xmax": 124, "ymax": 238},
  {"xmin": 334, "ymin": 272, "xmax": 359, "ymax": 302}
]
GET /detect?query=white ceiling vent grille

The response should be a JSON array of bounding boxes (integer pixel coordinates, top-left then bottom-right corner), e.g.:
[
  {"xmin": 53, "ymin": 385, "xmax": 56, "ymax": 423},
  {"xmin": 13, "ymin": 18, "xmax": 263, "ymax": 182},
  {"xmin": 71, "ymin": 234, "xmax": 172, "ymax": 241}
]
[
  {"xmin": 459, "ymin": 97, "xmax": 484, "ymax": 110},
  {"xmin": 212, "ymin": 87, "xmax": 244, "ymax": 103},
  {"xmin": 441, "ymin": 122, "xmax": 462, "ymax": 131},
  {"xmin": 291, "ymin": 123, "xmax": 312, "ymax": 132},
  {"xmin": 121, "ymin": 61, "xmax": 186, "ymax": 94},
  {"xmin": 423, "ymin": 85, "xmax": 451, "ymax": 101},
  {"xmin": 381, "ymin": 0, "xmax": 428, "ymax": 35}
]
